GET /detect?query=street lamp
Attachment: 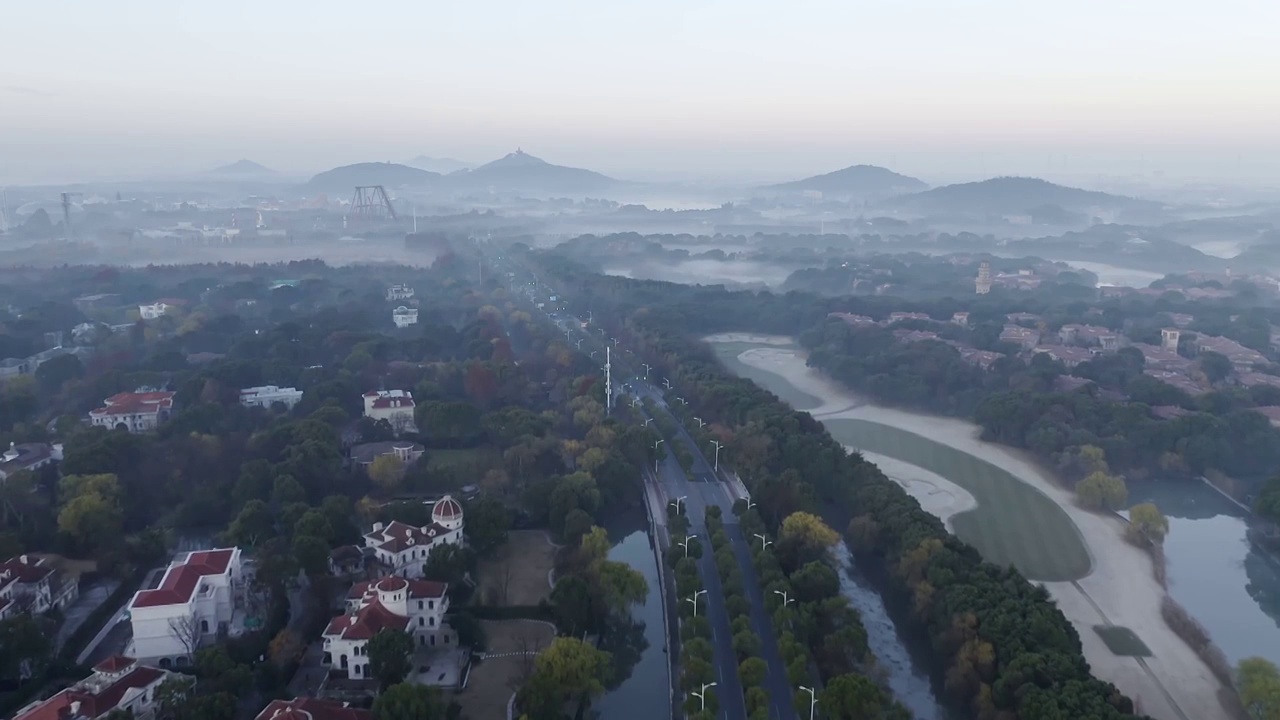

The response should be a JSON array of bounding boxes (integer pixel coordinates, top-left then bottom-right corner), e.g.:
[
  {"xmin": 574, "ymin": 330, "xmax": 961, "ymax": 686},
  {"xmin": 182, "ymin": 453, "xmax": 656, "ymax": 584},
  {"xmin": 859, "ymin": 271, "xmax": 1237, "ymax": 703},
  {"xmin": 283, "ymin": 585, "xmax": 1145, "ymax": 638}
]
[
  {"xmin": 799, "ymin": 685, "xmax": 817, "ymax": 720},
  {"xmin": 692, "ymin": 681, "xmax": 717, "ymax": 711},
  {"xmin": 693, "ymin": 417, "xmax": 706, "ymax": 428},
  {"xmin": 670, "ymin": 496, "xmax": 687, "ymax": 515},
  {"xmin": 710, "ymin": 440, "xmax": 723, "ymax": 471},
  {"xmin": 631, "ymin": 397, "xmax": 640, "ymax": 408},
  {"xmin": 662, "ymin": 377, "xmax": 672, "ymax": 389},
  {"xmin": 675, "ymin": 396, "xmax": 687, "ymax": 406},
  {"xmin": 686, "ymin": 589, "xmax": 707, "ymax": 617},
  {"xmin": 679, "ymin": 534, "xmax": 697, "ymax": 558},
  {"xmin": 598, "ymin": 328, "xmax": 605, "ymax": 335},
  {"xmin": 575, "ymin": 339, "xmax": 583, "ymax": 349},
  {"xmin": 644, "ymin": 418, "xmax": 653, "ymax": 427},
  {"xmin": 774, "ymin": 589, "xmax": 794, "ymax": 607},
  {"xmin": 590, "ymin": 350, "xmax": 598, "ymax": 359},
  {"xmin": 745, "ymin": 495, "xmax": 756, "ymax": 511},
  {"xmin": 753, "ymin": 533, "xmax": 773, "ymax": 551},
  {"xmin": 642, "ymin": 363, "xmax": 651, "ymax": 378},
  {"xmin": 653, "ymin": 439, "xmax": 664, "ymax": 472}
]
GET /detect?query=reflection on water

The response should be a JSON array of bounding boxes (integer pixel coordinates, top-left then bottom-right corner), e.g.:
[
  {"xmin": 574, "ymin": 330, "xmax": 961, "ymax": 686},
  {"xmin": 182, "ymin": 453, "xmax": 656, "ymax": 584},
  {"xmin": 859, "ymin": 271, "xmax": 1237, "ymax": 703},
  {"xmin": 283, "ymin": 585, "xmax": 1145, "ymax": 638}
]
[
  {"xmin": 591, "ymin": 515, "xmax": 669, "ymax": 719},
  {"xmin": 1129, "ymin": 480, "xmax": 1280, "ymax": 666}
]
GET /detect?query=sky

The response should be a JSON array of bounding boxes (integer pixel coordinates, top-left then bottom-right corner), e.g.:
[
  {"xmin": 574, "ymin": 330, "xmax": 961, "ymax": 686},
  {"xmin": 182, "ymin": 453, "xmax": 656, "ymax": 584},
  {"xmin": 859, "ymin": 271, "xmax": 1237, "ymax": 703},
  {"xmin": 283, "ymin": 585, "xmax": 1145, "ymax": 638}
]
[{"xmin": 2, "ymin": 0, "xmax": 1279, "ymax": 185}]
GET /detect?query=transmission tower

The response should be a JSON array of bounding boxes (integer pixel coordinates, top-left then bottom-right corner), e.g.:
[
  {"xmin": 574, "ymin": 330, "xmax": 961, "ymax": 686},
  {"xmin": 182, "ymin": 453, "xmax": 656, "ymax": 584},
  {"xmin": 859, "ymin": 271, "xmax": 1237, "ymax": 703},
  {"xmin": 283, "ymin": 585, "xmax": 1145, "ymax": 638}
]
[
  {"xmin": 61, "ymin": 192, "xmax": 82, "ymax": 240},
  {"xmin": 349, "ymin": 185, "xmax": 398, "ymax": 222},
  {"xmin": 605, "ymin": 346, "xmax": 613, "ymax": 414}
]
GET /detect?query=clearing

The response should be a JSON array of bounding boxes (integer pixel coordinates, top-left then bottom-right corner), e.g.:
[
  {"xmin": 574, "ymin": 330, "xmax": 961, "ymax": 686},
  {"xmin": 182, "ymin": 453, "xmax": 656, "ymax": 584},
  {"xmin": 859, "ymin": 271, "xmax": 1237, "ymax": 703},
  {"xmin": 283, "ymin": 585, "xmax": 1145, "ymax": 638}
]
[
  {"xmin": 449, "ymin": 620, "xmax": 556, "ymax": 720},
  {"xmin": 476, "ymin": 530, "xmax": 557, "ymax": 606}
]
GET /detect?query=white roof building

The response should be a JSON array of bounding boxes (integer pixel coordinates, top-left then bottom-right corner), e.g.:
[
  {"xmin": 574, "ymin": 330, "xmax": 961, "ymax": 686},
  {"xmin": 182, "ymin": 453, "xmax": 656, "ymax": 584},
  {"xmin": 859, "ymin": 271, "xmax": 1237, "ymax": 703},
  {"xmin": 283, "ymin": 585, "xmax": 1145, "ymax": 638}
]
[
  {"xmin": 386, "ymin": 284, "xmax": 415, "ymax": 301},
  {"xmin": 392, "ymin": 306, "xmax": 418, "ymax": 328},
  {"xmin": 362, "ymin": 390, "xmax": 416, "ymax": 434},
  {"xmin": 239, "ymin": 385, "xmax": 304, "ymax": 410}
]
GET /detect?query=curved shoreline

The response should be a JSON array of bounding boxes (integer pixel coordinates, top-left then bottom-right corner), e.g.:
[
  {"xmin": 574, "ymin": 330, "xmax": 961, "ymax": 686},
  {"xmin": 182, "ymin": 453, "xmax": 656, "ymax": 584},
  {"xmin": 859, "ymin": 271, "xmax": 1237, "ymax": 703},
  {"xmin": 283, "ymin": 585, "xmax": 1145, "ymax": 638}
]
[{"xmin": 708, "ymin": 334, "xmax": 1229, "ymax": 720}]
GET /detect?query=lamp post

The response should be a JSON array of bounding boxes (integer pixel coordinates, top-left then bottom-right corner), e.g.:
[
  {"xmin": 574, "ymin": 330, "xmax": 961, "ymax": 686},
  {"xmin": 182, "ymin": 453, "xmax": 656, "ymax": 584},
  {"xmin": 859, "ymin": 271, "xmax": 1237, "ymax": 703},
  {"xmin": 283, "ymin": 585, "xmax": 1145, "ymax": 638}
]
[
  {"xmin": 670, "ymin": 495, "xmax": 687, "ymax": 515},
  {"xmin": 590, "ymin": 350, "xmax": 598, "ymax": 359},
  {"xmin": 642, "ymin": 363, "xmax": 651, "ymax": 379},
  {"xmin": 675, "ymin": 396, "xmax": 687, "ymax": 406},
  {"xmin": 799, "ymin": 685, "xmax": 817, "ymax": 720},
  {"xmin": 693, "ymin": 417, "xmax": 706, "ymax": 428},
  {"xmin": 644, "ymin": 418, "xmax": 653, "ymax": 427},
  {"xmin": 745, "ymin": 495, "xmax": 756, "ymax": 511},
  {"xmin": 753, "ymin": 533, "xmax": 772, "ymax": 551},
  {"xmin": 686, "ymin": 589, "xmax": 707, "ymax": 617},
  {"xmin": 575, "ymin": 339, "xmax": 583, "ymax": 349},
  {"xmin": 679, "ymin": 534, "xmax": 697, "ymax": 558},
  {"xmin": 662, "ymin": 377, "xmax": 671, "ymax": 389},
  {"xmin": 692, "ymin": 682, "xmax": 717, "ymax": 711},
  {"xmin": 631, "ymin": 397, "xmax": 640, "ymax": 408},
  {"xmin": 774, "ymin": 589, "xmax": 794, "ymax": 607},
  {"xmin": 653, "ymin": 439, "xmax": 664, "ymax": 472},
  {"xmin": 710, "ymin": 440, "xmax": 722, "ymax": 471}
]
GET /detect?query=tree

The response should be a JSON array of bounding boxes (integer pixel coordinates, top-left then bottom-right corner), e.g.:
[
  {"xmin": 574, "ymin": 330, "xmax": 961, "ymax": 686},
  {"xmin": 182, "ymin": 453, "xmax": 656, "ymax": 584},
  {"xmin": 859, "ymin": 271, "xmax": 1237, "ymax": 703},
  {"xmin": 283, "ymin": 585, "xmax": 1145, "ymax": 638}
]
[
  {"xmin": 594, "ymin": 560, "xmax": 648, "ymax": 617},
  {"xmin": 58, "ymin": 492, "xmax": 123, "ymax": 557},
  {"xmin": 293, "ymin": 534, "xmax": 330, "ymax": 576},
  {"xmin": 1256, "ymin": 476, "xmax": 1280, "ymax": 524},
  {"xmin": 464, "ymin": 496, "xmax": 510, "ymax": 555},
  {"xmin": 1199, "ymin": 351, "xmax": 1233, "ymax": 384},
  {"xmin": 369, "ymin": 454, "xmax": 406, "ymax": 493},
  {"xmin": 1075, "ymin": 471, "xmax": 1129, "ymax": 511},
  {"xmin": 0, "ymin": 614, "xmax": 51, "ymax": 680},
  {"xmin": 820, "ymin": 673, "xmax": 887, "ymax": 719},
  {"xmin": 779, "ymin": 511, "xmax": 839, "ymax": 567},
  {"xmin": 167, "ymin": 612, "xmax": 203, "ymax": 659},
  {"xmin": 1238, "ymin": 656, "xmax": 1280, "ymax": 720},
  {"xmin": 367, "ymin": 628, "xmax": 414, "ymax": 690},
  {"xmin": 790, "ymin": 560, "xmax": 840, "ymax": 603},
  {"xmin": 35, "ymin": 352, "xmax": 83, "ymax": 393},
  {"xmin": 152, "ymin": 675, "xmax": 196, "ymax": 720},
  {"xmin": 739, "ymin": 656, "xmax": 767, "ymax": 686},
  {"xmin": 372, "ymin": 682, "xmax": 448, "ymax": 720},
  {"xmin": 225, "ymin": 499, "xmax": 274, "ymax": 547},
  {"xmin": 517, "ymin": 637, "xmax": 612, "ymax": 718},
  {"xmin": 1126, "ymin": 503, "xmax": 1170, "ymax": 547}
]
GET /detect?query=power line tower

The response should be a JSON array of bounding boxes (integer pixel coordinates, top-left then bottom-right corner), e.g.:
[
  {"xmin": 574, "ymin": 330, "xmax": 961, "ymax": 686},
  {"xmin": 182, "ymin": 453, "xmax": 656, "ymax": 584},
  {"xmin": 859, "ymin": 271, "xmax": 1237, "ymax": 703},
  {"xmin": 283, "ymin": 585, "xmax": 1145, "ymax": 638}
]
[
  {"xmin": 349, "ymin": 185, "xmax": 398, "ymax": 222},
  {"xmin": 604, "ymin": 346, "xmax": 613, "ymax": 414},
  {"xmin": 61, "ymin": 192, "xmax": 82, "ymax": 240}
]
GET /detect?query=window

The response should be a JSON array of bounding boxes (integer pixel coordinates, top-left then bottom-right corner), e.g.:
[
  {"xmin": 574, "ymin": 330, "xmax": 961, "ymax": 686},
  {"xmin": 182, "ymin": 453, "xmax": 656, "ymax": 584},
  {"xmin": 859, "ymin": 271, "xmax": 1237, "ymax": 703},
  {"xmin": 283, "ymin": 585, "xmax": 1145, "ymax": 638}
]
[
  {"xmin": 428, "ymin": 600, "xmax": 434, "ymax": 609},
  {"xmin": 429, "ymin": 616, "xmax": 435, "ymax": 626},
  {"xmin": 200, "ymin": 619, "xmax": 209, "ymax": 633},
  {"xmin": 419, "ymin": 617, "xmax": 424, "ymax": 626},
  {"xmin": 418, "ymin": 601, "xmax": 423, "ymax": 610}
]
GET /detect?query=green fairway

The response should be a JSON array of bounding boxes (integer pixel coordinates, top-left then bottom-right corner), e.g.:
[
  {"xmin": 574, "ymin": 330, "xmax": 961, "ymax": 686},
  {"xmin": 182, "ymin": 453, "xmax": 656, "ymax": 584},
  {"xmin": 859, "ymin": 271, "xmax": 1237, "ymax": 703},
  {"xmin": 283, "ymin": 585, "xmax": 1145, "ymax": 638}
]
[
  {"xmin": 710, "ymin": 341, "xmax": 823, "ymax": 411},
  {"xmin": 824, "ymin": 419, "xmax": 1091, "ymax": 581},
  {"xmin": 1093, "ymin": 625, "xmax": 1153, "ymax": 657}
]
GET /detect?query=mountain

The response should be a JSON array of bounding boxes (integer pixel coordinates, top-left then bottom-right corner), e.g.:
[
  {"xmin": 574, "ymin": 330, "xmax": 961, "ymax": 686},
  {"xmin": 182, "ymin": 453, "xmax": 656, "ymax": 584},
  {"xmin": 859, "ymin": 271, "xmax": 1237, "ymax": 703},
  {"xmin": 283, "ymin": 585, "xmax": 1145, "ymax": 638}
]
[
  {"xmin": 761, "ymin": 164, "xmax": 927, "ymax": 198},
  {"xmin": 443, "ymin": 150, "xmax": 617, "ymax": 196},
  {"xmin": 887, "ymin": 177, "xmax": 1164, "ymax": 218},
  {"xmin": 302, "ymin": 162, "xmax": 440, "ymax": 192},
  {"xmin": 405, "ymin": 155, "xmax": 474, "ymax": 174},
  {"xmin": 209, "ymin": 159, "xmax": 275, "ymax": 175}
]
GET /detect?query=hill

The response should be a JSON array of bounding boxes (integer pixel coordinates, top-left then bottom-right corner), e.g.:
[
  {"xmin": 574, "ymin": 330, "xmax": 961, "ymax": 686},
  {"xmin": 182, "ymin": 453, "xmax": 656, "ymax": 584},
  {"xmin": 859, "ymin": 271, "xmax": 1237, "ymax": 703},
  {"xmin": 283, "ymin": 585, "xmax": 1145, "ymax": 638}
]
[
  {"xmin": 761, "ymin": 164, "xmax": 927, "ymax": 198},
  {"xmin": 209, "ymin": 159, "xmax": 275, "ymax": 175},
  {"xmin": 302, "ymin": 162, "xmax": 440, "ymax": 192},
  {"xmin": 888, "ymin": 177, "xmax": 1162, "ymax": 218},
  {"xmin": 406, "ymin": 155, "xmax": 473, "ymax": 174},
  {"xmin": 443, "ymin": 150, "xmax": 617, "ymax": 195}
]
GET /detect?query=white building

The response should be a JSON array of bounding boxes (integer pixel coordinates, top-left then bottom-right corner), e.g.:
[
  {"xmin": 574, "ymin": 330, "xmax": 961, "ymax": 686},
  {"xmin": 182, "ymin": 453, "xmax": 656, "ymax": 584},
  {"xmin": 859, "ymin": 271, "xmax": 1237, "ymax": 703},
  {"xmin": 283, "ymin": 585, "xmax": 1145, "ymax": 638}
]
[
  {"xmin": 392, "ymin": 306, "xmax": 418, "ymax": 328},
  {"xmin": 255, "ymin": 698, "xmax": 372, "ymax": 720},
  {"xmin": 322, "ymin": 576, "xmax": 453, "ymax": 680},
  {"xmin": 362, "ymin": 390, "xmax": 416, "ymax": 434},
  {"xmin": 0, "ymin": 442, "xmax": 62, "ymax": 481},
  {"xmin": 239, "ymin": 385, "xmax": 304, "ymax": 410},
  {"xmin": 13, "ymin": 656, "xmax": 175, "ymax": 720},
  {"xmin": 0, "ymin": 554, "xmax": 77, "ymax": 619},
  {"xmin": 386, "ymin": 284, "xmax": 415, "ymax": 301},
  {"xmin": 126, "ymin": 548, "xmax": 247, "ymax": 667},
  {"xmin": 89, "ymin": 391, "xmax": 175, "ymax": 433},
  {"xmin": 138, "ymin": 299, "xmax": 186, "ymax": 320},
  {"xmin": 361, "ymin": 497, "xmax": 464, "ymax": 579}
]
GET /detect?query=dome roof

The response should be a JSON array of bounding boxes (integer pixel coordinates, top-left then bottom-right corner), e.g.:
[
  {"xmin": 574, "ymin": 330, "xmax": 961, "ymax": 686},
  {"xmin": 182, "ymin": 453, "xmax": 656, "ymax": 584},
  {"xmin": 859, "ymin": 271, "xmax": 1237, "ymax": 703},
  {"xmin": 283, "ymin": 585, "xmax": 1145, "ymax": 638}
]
[
  {"xmin": 432, "ymin": 495, "xmax": 463, "ymax": 522},
  {"xmin": 375, "ymin": 576, "xmax": 408, "ymax": 593}
]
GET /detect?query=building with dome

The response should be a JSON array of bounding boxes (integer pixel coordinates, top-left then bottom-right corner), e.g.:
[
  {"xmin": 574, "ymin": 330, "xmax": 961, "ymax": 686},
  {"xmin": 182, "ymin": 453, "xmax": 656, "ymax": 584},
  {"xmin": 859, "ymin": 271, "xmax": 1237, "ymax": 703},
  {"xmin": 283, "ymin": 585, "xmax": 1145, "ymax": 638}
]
[
  {"xmin": 321, "ymin": 576, "xmax": 453, "ymax": 680},
  {"xmin": 358, "ymin": 495, "xmax": 464, "ymax": 579}
]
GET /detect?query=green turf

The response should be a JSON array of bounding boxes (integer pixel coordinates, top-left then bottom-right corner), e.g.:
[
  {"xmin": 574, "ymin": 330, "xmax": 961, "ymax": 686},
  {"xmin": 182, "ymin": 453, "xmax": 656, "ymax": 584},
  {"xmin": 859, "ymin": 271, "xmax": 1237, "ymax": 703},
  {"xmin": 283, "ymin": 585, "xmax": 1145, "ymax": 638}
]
[
  {"xmin": 823, "ymin": 419, "xmax": 1091, "ymax": 581},
  {"xmin": 710, "ymin": 341, "xmax": 823, "ymax": 411},
  {"xmin": 427, "ymin": 448, "xmax": 499, "ymax": 473},
  {"xmin": 1093, "ymin": 625, "xmax": 1153, "ymax": 657}
]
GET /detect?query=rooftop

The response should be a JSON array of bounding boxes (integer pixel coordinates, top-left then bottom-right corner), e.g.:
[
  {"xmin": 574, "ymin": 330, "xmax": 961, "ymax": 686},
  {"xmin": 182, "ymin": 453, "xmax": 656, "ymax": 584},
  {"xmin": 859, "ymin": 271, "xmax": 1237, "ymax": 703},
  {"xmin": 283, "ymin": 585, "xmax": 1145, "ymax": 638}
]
[
  {"xmin": 14, "ymin": 663, "xmax": 166, "ymax": 720},
  {"xmin": 90, "ymin": 391, "xmax": 174, "ymax": 417},
  {"xmin": 130, "ymin": 548, "xmax": 235, "ymax": 608},
  {"xmin": 255, "ymin": 698, "xmax": 373, "ymax": 720}
]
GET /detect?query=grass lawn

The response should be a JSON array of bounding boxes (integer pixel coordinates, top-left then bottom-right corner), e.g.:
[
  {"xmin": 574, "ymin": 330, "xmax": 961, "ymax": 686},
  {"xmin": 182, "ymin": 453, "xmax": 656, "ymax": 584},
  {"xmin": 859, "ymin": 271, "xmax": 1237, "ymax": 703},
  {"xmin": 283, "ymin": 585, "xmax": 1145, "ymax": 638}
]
[
  {"xmin": 822, "ymin": 419, "xmax": 1092, "ymax": 582},
  {"xmin": 427, "ymin": 447, "xmax": 500, "ymax": 474},
  {"xmin": 1093, "ymin": 625, "xmax": 1153, "ymax": 657},
  {"xmin": 712, "ymin": 341, "xmax": 823, "ymax": 411},
  {"xmin": 448, "ymin": 620, "xmax": 555, "ymax": 720},
  {"xmin": 476, "ymin": 530, "xmax": 557, "ymax": 606}
]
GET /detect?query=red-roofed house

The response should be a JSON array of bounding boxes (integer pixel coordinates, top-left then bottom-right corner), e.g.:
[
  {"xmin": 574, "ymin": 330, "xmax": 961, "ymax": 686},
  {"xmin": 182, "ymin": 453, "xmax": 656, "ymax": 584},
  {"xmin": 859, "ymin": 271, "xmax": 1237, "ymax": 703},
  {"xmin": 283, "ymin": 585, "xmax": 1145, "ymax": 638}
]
[
  {"xmin": 0, "ymin": 554, "xmax": 77, "ymax": 619},
  {"xmin": 361, "ymin": 496, "xmax": 464, "ymax": 579},
  {"xmin": 12, "ymin": 656, "xmax": 174, "ymax": 720},
  {"xmin": 322, "ymin": 576, "xmax": 454, "ymax": 679},
  {"xmin": 127, "ymin": 548, "xmax": 246, "ymax": 667},
  {"xmin": 255, "ymin": 698, "xmax": 373, "ymax": 720},
  {"xmin": 362, "ymin": 390, "xmax": 416, "ymax": 434},
  {"xmin": 88, "ymin": 391, "xmax": 175, "ymax": 433}
]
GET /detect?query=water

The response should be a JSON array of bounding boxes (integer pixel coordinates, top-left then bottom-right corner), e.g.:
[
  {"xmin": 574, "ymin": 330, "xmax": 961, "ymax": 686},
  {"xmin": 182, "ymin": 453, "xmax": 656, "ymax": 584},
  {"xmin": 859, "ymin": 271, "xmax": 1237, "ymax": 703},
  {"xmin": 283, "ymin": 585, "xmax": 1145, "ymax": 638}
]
[
  {"xmin": 1060, "ymin": 260, "xmax": 1164, "ymax": 288},
  {"xmin": 1128, "ymin": 479, "xmax": 1280, "ymax": 666},
  {"xmin": 710, "ymin": 338, "xmax": 950, "ymax": 718},
  {"xmin": 592, "ymin": 513, "xmax": 670, "ymax": 720}
]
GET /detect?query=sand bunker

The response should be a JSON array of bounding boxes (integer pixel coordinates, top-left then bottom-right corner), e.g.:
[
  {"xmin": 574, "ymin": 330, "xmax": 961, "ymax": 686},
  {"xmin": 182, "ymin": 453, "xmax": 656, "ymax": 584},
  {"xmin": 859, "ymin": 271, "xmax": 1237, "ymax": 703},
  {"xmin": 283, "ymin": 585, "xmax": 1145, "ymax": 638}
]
[{"xmin": 858, "ymin": 451, "xmax": 977, "ymax": 531}]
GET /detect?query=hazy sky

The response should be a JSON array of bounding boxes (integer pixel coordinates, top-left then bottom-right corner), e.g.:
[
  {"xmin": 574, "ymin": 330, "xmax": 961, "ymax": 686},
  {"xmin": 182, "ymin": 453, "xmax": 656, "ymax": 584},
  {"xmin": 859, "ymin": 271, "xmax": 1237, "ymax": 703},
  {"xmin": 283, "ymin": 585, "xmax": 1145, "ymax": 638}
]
[{"xmin": 2, "ymin": 0, "xmax": 1278, "ymax": 185}]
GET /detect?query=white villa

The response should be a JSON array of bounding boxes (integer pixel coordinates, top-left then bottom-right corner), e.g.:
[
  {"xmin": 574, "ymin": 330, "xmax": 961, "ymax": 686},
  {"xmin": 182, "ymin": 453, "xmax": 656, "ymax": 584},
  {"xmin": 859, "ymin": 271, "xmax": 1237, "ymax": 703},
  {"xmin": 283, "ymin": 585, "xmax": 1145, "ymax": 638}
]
[
  {"xmin": 0, "ymin": 554, "xmax": 78, "ymax": 619},
  {"xmin": 13, "ymin": 656, "xmax": 175, "ymax": 720},
  {"xmin": 126, "ymin": 547, "xmax": 247, "ymax": 667},
  {"xmin": 362, "ymin": 390, "xmax": 416, "ymax": 433},
  {"xmin": 239, "ymin": 385, "xmax": 304, "ymax": 410},
  {"xmin": 88, "ymin": 391, "xmax": 175, "ymax": 433},
  {"xmin": 323, "ymin": 576, "xmax": 453, "ymax": 680},
  {"xmin": 386, "ymin": 284, "xmax": 415, "ymax": 301},
  {"xmin": 361, "ymin": 496, "xmax": 464, "ymax": 579},
  {"xmin": 392, "ymin": 306, "xmax": 418, "ymax": 328}
]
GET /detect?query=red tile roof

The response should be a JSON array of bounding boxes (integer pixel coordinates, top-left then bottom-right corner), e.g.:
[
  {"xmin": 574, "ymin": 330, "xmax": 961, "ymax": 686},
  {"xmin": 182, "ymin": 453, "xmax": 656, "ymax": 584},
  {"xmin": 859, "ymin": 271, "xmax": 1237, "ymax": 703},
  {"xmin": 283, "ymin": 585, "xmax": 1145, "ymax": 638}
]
[
  {"xmin": 92, "ymin": 655, "xmax": 136, "ymax": 674},
  {"xmin": 255, "ymin": 698, "xmax": 373, "ymax": 720},
  {"xmin": 90, "ymin": 391, "xmax": 175, "ymax": 417},
  {"xmin": 14, "ymin": 666, "xmax": 165, "ymax": 720},
  {"xmin": 324, "ymin": 599, "xmax": 410, "ymax": 640},
  {"xmin": 131, "ymin": 548, "xmax": 235, "ymax": 608}
]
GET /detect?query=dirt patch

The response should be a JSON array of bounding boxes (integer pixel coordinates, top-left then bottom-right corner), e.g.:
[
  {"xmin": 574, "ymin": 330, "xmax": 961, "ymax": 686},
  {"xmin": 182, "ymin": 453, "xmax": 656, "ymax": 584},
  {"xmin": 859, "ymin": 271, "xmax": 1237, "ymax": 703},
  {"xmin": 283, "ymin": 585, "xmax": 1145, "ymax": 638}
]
[
  {"xmin": 449, "ymin": 620, "xmax": 556, "ymax": 720},
  {"xmin": 476, "ymin": 530, "xmax": 557, "ymax": 606}
]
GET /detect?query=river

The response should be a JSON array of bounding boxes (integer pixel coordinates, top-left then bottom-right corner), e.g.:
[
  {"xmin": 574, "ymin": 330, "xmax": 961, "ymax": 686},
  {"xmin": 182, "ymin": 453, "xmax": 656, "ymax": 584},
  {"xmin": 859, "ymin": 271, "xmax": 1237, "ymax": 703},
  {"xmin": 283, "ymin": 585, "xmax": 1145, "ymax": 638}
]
[{"xmin": 592, "ymin": 511, "xmax": 671, "ymax": 720}]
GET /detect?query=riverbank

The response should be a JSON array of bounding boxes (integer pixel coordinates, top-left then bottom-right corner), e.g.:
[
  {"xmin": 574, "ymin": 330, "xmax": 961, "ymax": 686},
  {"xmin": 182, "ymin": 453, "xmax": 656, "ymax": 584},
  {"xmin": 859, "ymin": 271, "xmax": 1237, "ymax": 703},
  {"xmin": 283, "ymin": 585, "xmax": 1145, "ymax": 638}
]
[{"xmin": 706, "ymin": 333, "xmax": 1231, "ymax": 720}]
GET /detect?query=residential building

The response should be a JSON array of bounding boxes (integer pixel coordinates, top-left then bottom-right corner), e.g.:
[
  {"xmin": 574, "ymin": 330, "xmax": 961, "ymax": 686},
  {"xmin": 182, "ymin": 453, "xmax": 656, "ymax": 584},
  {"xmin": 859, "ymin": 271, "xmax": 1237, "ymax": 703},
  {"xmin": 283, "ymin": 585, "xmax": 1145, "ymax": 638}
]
[
  {"xmin": 1054, "ymin": 375, "xmax": 1095, "ymax": 393},
  {"xmin": 386, "ymin": 284, "xmax": 415, "ymax": 302},
  {"xmin": 126, "ymin": 548, "xmax": 247, "ymax": 667},
  {"xmin": 138, "ymin": 300, "xmax": 185, "ymax": 320},
  {"xmin": 0, "ymin": 442, "xmax": 61, "ymax": 480},
  {"xmin": 1144, "ymin": 369, "xmax": 1208, "ymax": 396},
  {"xmin": 255, "ymin": 698, "xmax": 373, "ymax": 720},
  {"xmin": 975, "ymin": 261, "xmax": 992, "ymax": 294},
  {"xmin": 1006, "ymin": 312, "xmax": 1041, "ymax": 324},
  {"xmin": 1252, "ymin": 406, "xmax": 1280, "ymax": 428},
  {"xmin": 323, "ymin": 576, "xmax": 453, "ymax": 680},
  {"xmin": 1000, "ymin": 325, "xmax": 1040, "ymax": 351},
  {"xmin": 73, "ymin": 293, "xmax": 122, "ymax": 313},
  {"xmin": 360, "ymin": 496, "xmax": 464, "ymax": 579},
  {"xmin": 0, "ymin": 554, "xmax": 77, "ymax": 619},
  {"xmin": 12, "ymin": 656, "xmax": 174, "ymax": 720},
  {"xmin": 1032, "ymin": 345, "xmax": 1095, "ymax": 368},
  {"xmin": 1131, "ymin": 343, "xmax": 1195, "ymax": 374},
  {"xmin": 894, "ymin": 329, "xmax": 939, "ymax": 343},
  {"xmin": 1161, "ymin": 328, "xmax": 1181, "ymax": 353},
  {"xmin": 89, "ymin": 391, "xmax": 175, "ymax": 433},
  {"xmin": 1238, "ymin": 372, "xmax": 1280, "ymax": 389},
  {"xmin": 951, "ymin": 312, "xmax": 970, "ymax": 326},
  {"xmin": 1058, "ymin": 324, "xmax": 1121, "ymax": 350},
  {"xmin": 350, "ymin": 441, "xmax": 425, "ymax": 469},
  {"xmin": 328, "ymin": 545, "xmax": 371, "ymax": 579},
  {"xmin": 1194, "ymin": 334, "xmax": 1267, "ymax": 371},
  {"xmin": 827, "ymin": 312, "xmax": 876, "ymax": 328},
  {"xmin": 362, "ymin": 390, "xmax": 416, "ymax": 433},
  {"xmin": 239, "ymin": 385, "xmax": 304, "ymax": 410},
  {"xmin": 1167, "ymin": 313, "xmax": 1195, "ymax": 328},
  {"xmin": 1150, "ymin": 405, "xmax": 1193, "ymax": 421},
  {"xmin": 392, "ymin": 306, "xmax": 418, "ymax": 328},
  {"xmin": 887, "ymin": 312, "xmax": 931, "ymax": 324},
  {"xmin": 957, "ymin": 347, "xmax": 1003, "ymax": 369}
]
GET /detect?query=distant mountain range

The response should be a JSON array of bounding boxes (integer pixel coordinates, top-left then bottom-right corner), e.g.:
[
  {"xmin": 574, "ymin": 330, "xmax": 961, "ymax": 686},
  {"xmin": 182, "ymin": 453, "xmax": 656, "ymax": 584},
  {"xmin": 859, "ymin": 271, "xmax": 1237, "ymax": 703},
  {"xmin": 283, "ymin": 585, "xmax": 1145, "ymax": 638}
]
[
  {"xmin": 302, "ymin": 162, "xmax": 440, "ymax": 192},
  {"xmin": 209, "ymin": 159, "xmax": 275, "ymax": 176},
  {"xmin": 761, "ymin": 164, "xmax": 927, "ymax": 198},
  {"xmin": 887, "ymin": 177, "xmax": 1163, "ymax": 218},
  {"xmin": 446, "ymin": 150, "xmax": 617, "ymax": 195},
  {"xmin": 405, "ymin": 155, "xmax": 474, "ymax": 174}
]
